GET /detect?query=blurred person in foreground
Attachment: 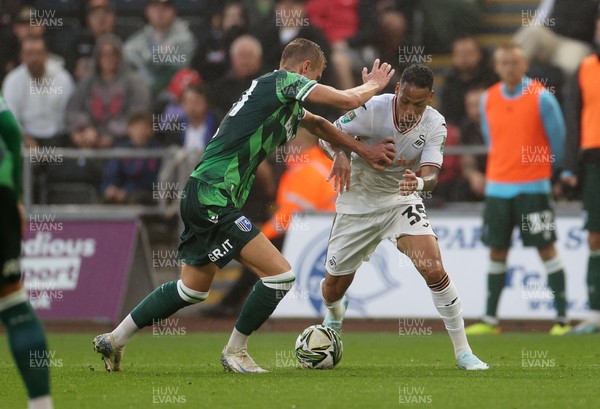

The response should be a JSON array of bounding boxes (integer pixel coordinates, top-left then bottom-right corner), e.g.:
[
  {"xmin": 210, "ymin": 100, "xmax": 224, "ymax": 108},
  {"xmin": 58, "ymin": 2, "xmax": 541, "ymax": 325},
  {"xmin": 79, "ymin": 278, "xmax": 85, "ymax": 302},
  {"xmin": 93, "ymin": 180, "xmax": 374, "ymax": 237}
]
[
  {"xmin": 0, "ymin": 92, "xmax": 54, "ymax": 409},
  {"xmin": 465, "ymin": 43, "xmax": 569, "ymax": 336},
  {"xmin": 561, "ymin": 11, "xmax": 600, "ymax": 334}
]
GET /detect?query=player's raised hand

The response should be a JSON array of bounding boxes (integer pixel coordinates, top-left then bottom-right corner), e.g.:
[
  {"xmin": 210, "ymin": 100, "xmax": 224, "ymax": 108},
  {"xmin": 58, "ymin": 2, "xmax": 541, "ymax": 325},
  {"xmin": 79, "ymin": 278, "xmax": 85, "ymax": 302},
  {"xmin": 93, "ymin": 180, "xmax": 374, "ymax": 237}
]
[
  {"xmin": 327, "ymin": 152, "xmax": 351, "ymax": 193},
  {"xmin": 399, "ymin": 169, "xmax": 418, "ymax": 196},
  {"xmin": 362, "ymin": 59, "xmax": 395, "ymax": 91},
  {"xmin": 361, "ymin": 137, "xmax": 396, "ymax": 171}
]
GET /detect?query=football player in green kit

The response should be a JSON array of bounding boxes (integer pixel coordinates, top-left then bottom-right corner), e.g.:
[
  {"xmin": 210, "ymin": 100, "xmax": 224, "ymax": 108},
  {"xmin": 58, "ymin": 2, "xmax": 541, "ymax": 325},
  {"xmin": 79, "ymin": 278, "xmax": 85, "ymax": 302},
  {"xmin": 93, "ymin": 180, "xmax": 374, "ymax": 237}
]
[
  {"xmin": 0, "ymin": 92, "xmax": 54, "ymax": 408},
  {"xmin": 94, "ymin": 38, "xmax": 396, "ymax": 373}
]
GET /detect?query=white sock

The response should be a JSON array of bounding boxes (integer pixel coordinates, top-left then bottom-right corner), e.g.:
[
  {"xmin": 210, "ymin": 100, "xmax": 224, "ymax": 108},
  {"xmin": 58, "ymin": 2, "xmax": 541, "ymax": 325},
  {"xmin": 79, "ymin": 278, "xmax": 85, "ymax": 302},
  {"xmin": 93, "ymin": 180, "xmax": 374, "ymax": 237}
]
[
  {"xmin": 261, "ymin": 270, "xmax": 296, "ymax": 290},
  {"xmin": 28, "ymin": 395, "xmax": 53, "ymax": 409},
  {"xmin": 430, "ymin": 279, "xmax": 471, "ymax": 358},
  {"xmin": 111, "ymin": 314, "xmax": 139, "ymax": 348},
  {"xmin": 226, "ymin": 328, "xmax": 249, "ymax": 353},
  {"xmin": 320, "ymin": 279, "xmax": 345, "ymax": 320}
]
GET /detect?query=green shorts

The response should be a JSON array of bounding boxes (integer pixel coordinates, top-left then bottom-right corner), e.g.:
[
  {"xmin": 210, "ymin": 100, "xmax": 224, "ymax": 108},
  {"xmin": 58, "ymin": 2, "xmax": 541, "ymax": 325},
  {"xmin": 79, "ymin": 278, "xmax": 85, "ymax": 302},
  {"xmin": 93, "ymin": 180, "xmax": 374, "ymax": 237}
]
[
  {"xmin": 482, "ymin": 193, "xmax": 557, "ymax": 249},
  {"xmin": 0, "ymin": 186, "xmax": 22, "ymax": 286},
  {"xmin": 177, "ymin": 178, "xmax": 260, "ymax": 268},
  {"xmin": 583, "ymin": 164, "xmax": 600, "ymax": 232}
]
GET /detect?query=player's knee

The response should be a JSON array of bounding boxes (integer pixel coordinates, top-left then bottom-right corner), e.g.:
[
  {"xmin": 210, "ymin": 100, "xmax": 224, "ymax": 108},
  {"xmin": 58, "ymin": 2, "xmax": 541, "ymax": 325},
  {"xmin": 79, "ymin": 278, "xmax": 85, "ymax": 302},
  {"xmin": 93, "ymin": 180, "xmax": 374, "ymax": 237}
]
[
  {"xmin": 321, "ymin": 276, "xmax": 350, "ymax": 302},
  {"xmin": 418, "ymin": 260, "xmax": 445, "ymax": 285}
]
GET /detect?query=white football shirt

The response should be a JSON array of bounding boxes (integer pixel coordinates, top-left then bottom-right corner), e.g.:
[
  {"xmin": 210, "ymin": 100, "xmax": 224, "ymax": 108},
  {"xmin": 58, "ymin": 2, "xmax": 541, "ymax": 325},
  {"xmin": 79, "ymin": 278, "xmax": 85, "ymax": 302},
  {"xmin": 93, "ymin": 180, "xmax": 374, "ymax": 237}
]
[{"xmin": 331, "ymin": 94, "xmax": 447, "ymax": 214}]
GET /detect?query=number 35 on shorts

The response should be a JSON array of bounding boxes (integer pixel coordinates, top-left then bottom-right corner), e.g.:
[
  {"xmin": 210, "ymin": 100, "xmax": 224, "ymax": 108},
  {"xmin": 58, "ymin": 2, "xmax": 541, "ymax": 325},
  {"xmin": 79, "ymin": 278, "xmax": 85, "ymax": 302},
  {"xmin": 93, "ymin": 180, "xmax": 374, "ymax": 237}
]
[{"xmin": 401, "ymin": 204, "xmax": 430, "ymax": 228}]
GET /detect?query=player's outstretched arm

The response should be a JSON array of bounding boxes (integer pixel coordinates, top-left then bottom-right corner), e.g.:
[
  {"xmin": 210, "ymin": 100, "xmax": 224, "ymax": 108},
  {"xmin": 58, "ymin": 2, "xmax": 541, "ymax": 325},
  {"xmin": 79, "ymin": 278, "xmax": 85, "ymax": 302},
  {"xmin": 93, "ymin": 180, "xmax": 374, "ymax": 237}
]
[
  {"xmin": 399, "ymin": 166, "xmax": 439, "ymax": 196},
  {"xmin": 305, "ymin": 59, "xmax": 394, "ymax": 110},
  {"xmin": 301, "ymin": 111, "xmax": 395, "ymax": 171}
]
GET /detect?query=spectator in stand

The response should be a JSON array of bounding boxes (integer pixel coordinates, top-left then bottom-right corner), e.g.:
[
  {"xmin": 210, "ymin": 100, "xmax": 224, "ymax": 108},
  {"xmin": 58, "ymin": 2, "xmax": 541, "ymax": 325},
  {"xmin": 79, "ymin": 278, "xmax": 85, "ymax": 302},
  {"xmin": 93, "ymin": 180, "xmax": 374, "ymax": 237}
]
[
  {"xmin": 459, "ymin": 87, "xmax": 487, "ymax": 200},
  {"xmin": 424, "ymin": 124, "xmax": 464, "ymax": 206},
  {"xmin": 243, "ymin": 0, "xmax": 276, "ymax": 34},
  {"xmin": 101, "ymin": 112, "xmax": 161, "ymax": 205},
  {"xmin": 209, "ymin": 35, "xmax": 264, "ymax": 116},
  {"xmin": 0, "ymin": 6, "xmax": 49, "ymax": 84},
  {"xmin": 192, "ymin": 1, "xmax": 249, "ymax": 82},
  {"xmin": 334, "ymin": 9, "xmax": 409, "ymax": 94},
  {"xmin": 156, "ymin": 68, "xmax": 203, "ymax": 146},
  {"xmin": 71, "ymin": 0, "xmax": 118, "ymax": 82},
  {"xmin": 258, "ymin": 0, "xmax": 334, "ymax": 84},
  {"xmin": 304, "ymin": 0, "xmax": 359, "ymax": 89},
  {"xmin": 66, "ymin": 34, "xmax": 150, "ymax": 148},
  {"xmin": 45, "ymin": 123, "xmax": 104, "ymax": 201},
  {"xmin": 124, "ymin": 0, "xmax": 197, "ymax": 96},
  {"xmin": 514, "ymin": 0, "xmax": 599, "ymax": 77},
  {"xmin": 258, "ymin": 0, "xmax": 338, "ymax": 118},
  {"xmin": 440, "ymin": 36, "xmax": 497, "ymax": 126},
  {"xmin": 2, "ymin": 36, "xmax": 74, "ymax": 147},
  {"xmin": 179, "ymin": 84, "xmax": 219, "ymax": 152}
]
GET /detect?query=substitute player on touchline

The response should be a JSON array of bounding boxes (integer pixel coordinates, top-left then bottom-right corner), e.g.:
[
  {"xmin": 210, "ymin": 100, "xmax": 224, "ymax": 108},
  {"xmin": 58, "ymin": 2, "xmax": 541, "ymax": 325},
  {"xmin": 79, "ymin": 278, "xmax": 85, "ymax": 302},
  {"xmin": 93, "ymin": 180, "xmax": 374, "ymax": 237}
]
[
  {"xmin": 93, "ymin": 38, "xmax": 396, "ymax": 373},
  {"xmin": 319, "ymin": 64, "xmax": 488, "ymax": 370}
]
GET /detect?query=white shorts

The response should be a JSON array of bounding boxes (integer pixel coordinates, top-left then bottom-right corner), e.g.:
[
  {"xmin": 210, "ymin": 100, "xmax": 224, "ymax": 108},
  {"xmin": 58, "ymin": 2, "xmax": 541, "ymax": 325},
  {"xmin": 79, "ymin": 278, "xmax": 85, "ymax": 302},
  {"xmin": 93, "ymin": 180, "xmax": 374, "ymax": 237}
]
[{"xmin": 325, "ymin": 203, "xmax": 436, "ymax": 276}]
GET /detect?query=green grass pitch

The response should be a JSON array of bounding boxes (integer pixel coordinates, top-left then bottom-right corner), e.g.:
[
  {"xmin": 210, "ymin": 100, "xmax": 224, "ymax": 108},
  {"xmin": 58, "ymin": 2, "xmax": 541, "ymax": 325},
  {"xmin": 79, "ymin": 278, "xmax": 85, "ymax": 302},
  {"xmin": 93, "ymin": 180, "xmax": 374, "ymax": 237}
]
[{"xmin": 1, "ymin": 332, "xmax": 598, "ymax": 408}]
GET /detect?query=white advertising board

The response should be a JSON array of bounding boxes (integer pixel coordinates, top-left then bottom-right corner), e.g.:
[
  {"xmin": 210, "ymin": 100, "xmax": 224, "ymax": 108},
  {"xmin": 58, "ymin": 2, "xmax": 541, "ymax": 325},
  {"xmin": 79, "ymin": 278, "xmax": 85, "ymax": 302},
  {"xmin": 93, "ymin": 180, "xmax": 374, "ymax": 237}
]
[{"xmin": 275, "ymin": 213, "xmax": 589, "ymax": 319}]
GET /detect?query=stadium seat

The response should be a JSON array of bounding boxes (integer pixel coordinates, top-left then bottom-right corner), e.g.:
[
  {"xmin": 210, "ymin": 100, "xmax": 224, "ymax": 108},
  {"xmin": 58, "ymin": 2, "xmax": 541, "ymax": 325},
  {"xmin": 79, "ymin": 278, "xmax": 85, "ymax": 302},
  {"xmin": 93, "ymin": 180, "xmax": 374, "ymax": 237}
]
[{"xmin": 45, "ymin": 183, "xmax": 99, "ymax": 204}]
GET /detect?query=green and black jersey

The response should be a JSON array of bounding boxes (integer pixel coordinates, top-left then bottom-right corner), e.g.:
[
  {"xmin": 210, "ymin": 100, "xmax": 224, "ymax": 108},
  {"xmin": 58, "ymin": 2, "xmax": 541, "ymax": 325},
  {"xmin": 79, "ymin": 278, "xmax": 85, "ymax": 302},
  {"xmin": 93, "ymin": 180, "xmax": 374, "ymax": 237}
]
[
  {"xmin": 0, "ymin": 93, "xmax": 22, "ymax": 200},
  {"xmin": 190, "ymin": 70, "xmax": 318, "ymax": 209}
]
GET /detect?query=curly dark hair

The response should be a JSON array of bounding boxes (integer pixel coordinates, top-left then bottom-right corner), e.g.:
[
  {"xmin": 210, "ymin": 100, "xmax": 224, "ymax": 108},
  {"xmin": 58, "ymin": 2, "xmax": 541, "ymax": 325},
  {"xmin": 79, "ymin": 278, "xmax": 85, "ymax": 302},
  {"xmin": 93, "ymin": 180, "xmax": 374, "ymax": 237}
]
[{"xmin": 400, "ymin": 64, "xmax": 434, "ymax": 90}]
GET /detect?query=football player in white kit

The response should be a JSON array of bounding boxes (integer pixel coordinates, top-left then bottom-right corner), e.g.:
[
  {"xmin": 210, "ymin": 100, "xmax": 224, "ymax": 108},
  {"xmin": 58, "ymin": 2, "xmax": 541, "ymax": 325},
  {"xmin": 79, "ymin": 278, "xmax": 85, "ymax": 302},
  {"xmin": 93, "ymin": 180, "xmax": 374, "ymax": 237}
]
[{"xmin": 320, "ymin": 64, "xmax": 489, "ymax": 370}]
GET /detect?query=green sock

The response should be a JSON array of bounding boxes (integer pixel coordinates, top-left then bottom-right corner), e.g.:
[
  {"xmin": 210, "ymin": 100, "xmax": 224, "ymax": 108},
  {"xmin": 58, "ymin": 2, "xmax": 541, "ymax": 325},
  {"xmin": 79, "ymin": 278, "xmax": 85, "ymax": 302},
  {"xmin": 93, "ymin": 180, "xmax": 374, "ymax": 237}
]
[
  {"xmin": 587, "ymin": 253, "xmax": 600, "ymax": 310},
  {"xmin": 0, "ymin": 301, "xmax": 50, "ymax": 399},
  {"xmin": 235, "ymin": 280, "xmax": 289, "ymax": 335},
  {"xmin": 130, "ymin": 280, "xmax": 193, "ymax": 328},
  {"xmin": 486, "ymin": 272, "xmax": 506, "ymax": 318},
  {"xmin": 547, "ymin": 270, "xmax": 567, "ymax": 319}
]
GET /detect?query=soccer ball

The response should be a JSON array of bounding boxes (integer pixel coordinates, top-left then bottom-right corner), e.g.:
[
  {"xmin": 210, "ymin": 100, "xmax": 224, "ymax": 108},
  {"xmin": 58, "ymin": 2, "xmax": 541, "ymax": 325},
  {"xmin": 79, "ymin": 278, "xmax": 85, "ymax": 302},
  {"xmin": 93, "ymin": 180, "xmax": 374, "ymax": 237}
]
[{"xmin": 295, "ymin": 324, "xmax": 343, "ymax": 369}]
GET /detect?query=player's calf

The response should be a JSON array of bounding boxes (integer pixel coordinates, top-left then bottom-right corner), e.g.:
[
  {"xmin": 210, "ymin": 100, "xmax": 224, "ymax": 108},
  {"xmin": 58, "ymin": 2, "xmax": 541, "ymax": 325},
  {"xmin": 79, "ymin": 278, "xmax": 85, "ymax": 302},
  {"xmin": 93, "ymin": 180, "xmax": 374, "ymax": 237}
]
[{"xmin": 0, "ymin": 288, "xmax": 54, "ymax": 408}]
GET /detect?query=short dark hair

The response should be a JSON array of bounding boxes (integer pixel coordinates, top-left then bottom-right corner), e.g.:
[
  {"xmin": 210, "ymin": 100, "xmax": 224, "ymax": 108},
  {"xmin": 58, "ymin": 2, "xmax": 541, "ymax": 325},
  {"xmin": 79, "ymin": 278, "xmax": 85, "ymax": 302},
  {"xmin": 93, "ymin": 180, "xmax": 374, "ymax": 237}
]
[
  {"xmin": 400, "ymin": 64, "xmax": 434, "ymax": 90},
  {"xmin": 128, "ymin": 111, "xmax": 153, "ymax": 127},
  {"xmin": 280, "ymin": 38, "xmax": 326, "ymax": 70}
]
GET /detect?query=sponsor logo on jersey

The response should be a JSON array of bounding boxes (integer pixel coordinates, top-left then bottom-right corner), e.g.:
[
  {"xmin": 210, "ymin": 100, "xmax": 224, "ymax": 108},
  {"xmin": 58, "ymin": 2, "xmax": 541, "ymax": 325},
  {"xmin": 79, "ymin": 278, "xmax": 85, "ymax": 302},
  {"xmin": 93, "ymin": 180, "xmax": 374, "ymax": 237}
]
[
  {"xmin": 412, "ymin": 134, "xmax": 425, "ymax": 148},
  {"xmin": 340, "ymin": 110, "xmax": 357, "ymax": 124},
  {"xmin": 235, "ymin": 216, "xmax": 252, "ymax": 232}
]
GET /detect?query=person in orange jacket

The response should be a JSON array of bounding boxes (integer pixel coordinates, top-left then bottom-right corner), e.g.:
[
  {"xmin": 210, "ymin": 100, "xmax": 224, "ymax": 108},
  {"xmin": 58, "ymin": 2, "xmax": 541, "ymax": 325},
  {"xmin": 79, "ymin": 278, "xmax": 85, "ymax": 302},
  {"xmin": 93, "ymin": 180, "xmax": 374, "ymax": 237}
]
[{"xmin": 262, "ymin": 130, "xmax": 337, "ymax": 240}]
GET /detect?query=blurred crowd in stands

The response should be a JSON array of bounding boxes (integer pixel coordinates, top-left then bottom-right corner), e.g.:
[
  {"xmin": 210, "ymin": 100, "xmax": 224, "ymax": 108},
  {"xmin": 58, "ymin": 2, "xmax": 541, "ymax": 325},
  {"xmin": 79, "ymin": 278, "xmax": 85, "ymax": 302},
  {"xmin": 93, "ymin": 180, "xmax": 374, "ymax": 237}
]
[{"xmin": 0, "ymin": 0, "xmax": 598, "ymax": 213}]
